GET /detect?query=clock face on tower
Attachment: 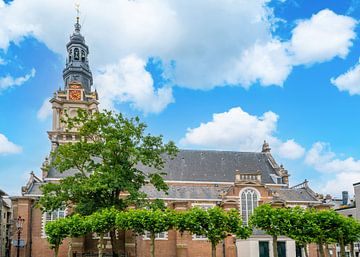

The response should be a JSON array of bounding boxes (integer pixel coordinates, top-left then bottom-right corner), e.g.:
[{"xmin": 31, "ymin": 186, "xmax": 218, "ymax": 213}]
[{"xmin": 69, "ymin": 90, "xmax": 82, "ymax": 101}]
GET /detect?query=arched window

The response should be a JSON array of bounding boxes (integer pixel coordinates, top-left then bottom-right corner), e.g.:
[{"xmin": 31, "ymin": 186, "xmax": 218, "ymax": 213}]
[
  {"xmin": 240, "ymin": 188, "xmax": 259, "ymax": 224},
  {"xmin": 74, "ymin": 48, "xmax": 79, "ymax": 60},
  {"xmin": 69, "ymin": 49, "xmax": 72, "ymax": 62},
  {"xmin": 81, "ymin": 50, "xmax": 85, "ymax": 62}
]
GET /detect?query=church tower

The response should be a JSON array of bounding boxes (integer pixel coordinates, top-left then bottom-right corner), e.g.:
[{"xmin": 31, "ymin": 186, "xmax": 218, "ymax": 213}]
[{"xmin": 47, "ymin": 16, "xmax": 98, "ymax": 150}]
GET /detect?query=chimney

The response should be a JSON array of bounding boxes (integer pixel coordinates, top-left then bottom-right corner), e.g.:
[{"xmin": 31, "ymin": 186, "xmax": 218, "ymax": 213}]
[{"xmin": 342, "ymin": 191, "xmax": 349, "ymax": 205}]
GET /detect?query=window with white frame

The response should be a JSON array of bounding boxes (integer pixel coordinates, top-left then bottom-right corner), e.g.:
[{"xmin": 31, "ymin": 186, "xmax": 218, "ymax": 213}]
[
  {"xmin": 240, "ymin": 188, "xmax": 258, "ymax": 224},
  {"xmin": 42, "ymin": 207, "xmax": 66, "ymax": 237},
  {"xmin": 143, "ymin": 231, "xmax": 168, "ymax": 240},
  {"xmin": 191, "ymin": 203, "xmax": 216, "ymax": 240},
  {"xmin": 93, "ymin": 232, "xmax": 111, "ymax": 239}
]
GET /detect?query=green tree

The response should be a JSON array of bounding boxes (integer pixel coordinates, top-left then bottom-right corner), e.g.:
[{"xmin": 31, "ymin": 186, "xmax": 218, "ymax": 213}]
[
  {"xmin": 117, "ymin": 208, "xmax": 175, "ymax": 257},
  {"xmin": 285, "ymin": 207, "xmax": 317, "ymax": 257},
  {"xmin": 45, "ymin": 218, "xmax": 69, "ymax": 257},
  {"xmin": 39, "ymin": 110, "xmax": 178, "ymax": 255},
  {"xmin": 250, "ymin": 204, "xmax": 290, "ymax": 257},
  {"xmin": 176, "ymin": 207, "xmax": 251, "ymax": 257},
  {"xmin": 65, "ymin": 214, "xmax": 90, "ymax": 257},
  {"xmin": 87, "ymin": 208, "xmax": 119, "ymax": 257}
]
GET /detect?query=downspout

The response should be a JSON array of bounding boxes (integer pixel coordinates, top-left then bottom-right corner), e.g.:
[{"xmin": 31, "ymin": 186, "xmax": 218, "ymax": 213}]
[{"xmin": 29, "ymin": 199, "xmax": 37, "ymax": 257}]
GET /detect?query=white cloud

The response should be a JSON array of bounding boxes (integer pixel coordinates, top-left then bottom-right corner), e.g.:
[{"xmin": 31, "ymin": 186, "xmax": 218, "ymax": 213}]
[
  {"xmin": 305, "ymin": 142, "xmax": 360, "ymax": 173},
  {"xmin": 330, "ymin": 61, "xmax": 360, "ymax": 95},
  {"xmin": 277, "ymin": 139, "xmax": 305, "ymax": 159},
  {"xmin": 180, "ymin": 107, "xmax": 304, "ymax": 159},
  {"xmin": 0, "ymin": 58, "xmax": 6, "ymax": 65},
  {"xmin": 0, "ymin": 2, "xmax": 356, "ymax": 112},
  {"xmin": 290, "ymin": 9, "xmax": 357, "ymax": 64},
  {"xmin": 95, "ymin": 55, "xmax": 174, "ymax": 114},
  {"xmin": 37, "ymin": 97, "xmax": 52, "ymax": 121},
  {"xmin": 0, "ymin": 133, "xmax": 22, "ymax": 154},
  {"xmin": 305, "ymin": 142, "xmax": 360, "ymax": 195},
  {"xmin": 226, "ymin": 40, "xmax": 292, "ymax": 87},
  {"xmin": 0, "ymin": 68, "xmax": 36, "ymax": 92}
]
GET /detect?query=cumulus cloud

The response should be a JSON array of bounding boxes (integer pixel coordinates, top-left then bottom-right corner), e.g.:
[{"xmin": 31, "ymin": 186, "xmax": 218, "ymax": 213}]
[
  {"xmin": 0, "ymin": 2, "xmax": 356, "ymax": 112},
  {"xmin": 0, "ymin": 133, "xmax": 22, "ymax": 154},
  {"xmin": 180, "ymin": 107, "xmax": 305, "ymax": 159},
  {"xmin": 289, "ymin": 9, "xmax": 357, "ymax": 64},
  {"xmin": 305, "ymin": 142, "xmax": 360, "ymax": 195},
  {"xmin": 37, "ymin": 97, "xmax": 52, "ymax": 121},
  {"xmin": 331, "ymin": 61, "xmax": 360, "ymax": 95},
  {"xmin": 305, "ymin": 142, "xmax": 360, "ymax": 173},
  {"xmin": 95, "ymin": 55, "xmax": 174, "ymax": 114},
  {"xmin": 0, "ymin": 68, "xmax": 36, "ymax": 92}
]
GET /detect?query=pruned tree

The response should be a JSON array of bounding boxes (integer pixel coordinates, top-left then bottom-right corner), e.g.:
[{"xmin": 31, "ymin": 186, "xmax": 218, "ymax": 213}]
[
  {"xmin": 250, "ymin": 204, "xmax": 290, "ymax": 257},
  {"xmin": 45, "ymin": 218, "xmax": 69, "ymax": 257},
  {"xmin": 117, "ymin": 208, "xmax": 175, "ymax": 257},
  {"xmin": 176, "ymin": 207, "xmax": 251, "ymax": 257}
]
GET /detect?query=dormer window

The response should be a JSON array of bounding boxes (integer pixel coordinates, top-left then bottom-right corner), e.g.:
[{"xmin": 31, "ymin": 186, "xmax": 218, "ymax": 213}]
[
  {"xmin": 81, "ymin": 50, "xmax": 85, "ymax": 62},
  {"xmin": 74, "ymin": 48, "xmax": 79, "ymax": 60}
]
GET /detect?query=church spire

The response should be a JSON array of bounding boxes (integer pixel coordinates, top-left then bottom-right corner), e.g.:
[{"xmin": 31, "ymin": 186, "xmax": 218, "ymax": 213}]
[{"xmin": 62, "ymin": 5, "xmax": 93, "ymax": 96}]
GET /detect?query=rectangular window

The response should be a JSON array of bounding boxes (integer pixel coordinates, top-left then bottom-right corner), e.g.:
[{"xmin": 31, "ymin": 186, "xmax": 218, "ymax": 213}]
[
  {"xmin": 277, "ymin": 241, "xmax": 286, "ymax": 257},
  {"xmin": 259, "ymin": 241, "xmax": 270, "ymax": 257},
  {"xmin": 143, "ymin": 231, "xmax": 168, "ymax": 240},
  {"xmin": 93, "ymin": 232, "xmax": 111, "ymax": 239},
  {"xmin": 42, "ymin": 207, "xmax": 66, "ymax": 238}
]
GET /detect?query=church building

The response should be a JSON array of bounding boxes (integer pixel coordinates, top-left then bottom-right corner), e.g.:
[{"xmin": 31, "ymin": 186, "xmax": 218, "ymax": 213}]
[{"xmin": 11, "ymin": 17, "xmax": 327, "ymax": 257}]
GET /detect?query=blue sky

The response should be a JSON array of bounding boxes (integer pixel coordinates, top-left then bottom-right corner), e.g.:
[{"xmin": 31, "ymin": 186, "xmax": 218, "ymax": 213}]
[{"xmin": 1, "ymin": 0, "xmax": 360, "ymax": 197}]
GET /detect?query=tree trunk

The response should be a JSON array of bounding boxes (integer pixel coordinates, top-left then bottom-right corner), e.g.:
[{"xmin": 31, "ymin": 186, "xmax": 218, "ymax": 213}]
[
  {"xmin": 318, "ymin": 242, "xmax": 325, "ymax": 257},
  {"xmin": 212, "ymin": 242, "xmax": 216, "ymax": 257},
  {"xmin": 150, "ymin": 233, "xmax": 155, "ymax": 257},
  {"xmin": 98, "ymin": 233, "xmax": 104, "ymax": 257},
  {"xmin": 325, "ymin": 244, "xmax": 330, "ymax": 257},
  {"xmin": 303, "ymin": 244, "xmax": 309, "ymax": 257},
  {"xmin": 134, "ymin": 233, "xmax": 138, "ymax": 257},
  {"xmin": 54, "ymin": 245, "xmax": 60, "ymax": 257},
  {"xmin": 350, "ymin": 242, "xmax": 355, "ymax": 257},
  {"xmin": 273, "ymin": 235, "xmax": 278, "ymax": 257},
  {"xmin": 68, "ymin": 239, "xmax": 72, "ymax": 257},
  {"xmin": 110, "ymin": 229, "xmax": 119, "ymax": 257},
  {"xmin": 340, "ymin": 237, "xmax": 346, "ymax": 257}
]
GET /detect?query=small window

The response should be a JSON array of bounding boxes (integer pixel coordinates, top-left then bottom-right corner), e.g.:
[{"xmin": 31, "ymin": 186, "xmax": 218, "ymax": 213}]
[
  {"xmin": 81, "ymin": 50, "xmax": 86, "ymax": 62},
  {"xmin": 74, "ymin": 48, "xmax": 79, "ymax": 60},
  {"xmin": 69, "ymin": 49, "xmax": 72, "ymax": 62},
  {"xmin": 143, "ymin": 231, "xmax": 168, "ymax": 240}
]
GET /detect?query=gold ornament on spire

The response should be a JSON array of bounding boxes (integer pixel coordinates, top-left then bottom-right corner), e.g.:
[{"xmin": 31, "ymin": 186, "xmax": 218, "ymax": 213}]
[{"xmin": 75, "ymin": 2, "xmax": 80, "ymax": 23}]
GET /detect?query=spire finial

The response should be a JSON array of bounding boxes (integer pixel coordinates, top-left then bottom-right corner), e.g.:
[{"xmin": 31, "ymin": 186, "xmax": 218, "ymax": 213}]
[
  {"xmin": 74, "ymin": 2, "xmax": 81, "ymax": 33},
  {"xmin": 262, "ymin": 140, "xmax": 271, "ymax": 153}
]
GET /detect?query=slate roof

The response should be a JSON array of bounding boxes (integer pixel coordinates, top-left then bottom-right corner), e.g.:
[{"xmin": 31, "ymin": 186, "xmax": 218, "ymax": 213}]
[
  {"xmin": 26, "ymin": 182, "xmax": 43, "ymax": 196},
  {"xmin": 142, "ymin": 184, "xmax": 231, "ymax": 200},
  {"xmin": 276, "ymin": 188, "xmax": 319, "ymax": 202},
  {"xmin": 137, "ymin": 150, "xmax": 278, "ymax": 184},
  {"xmin": 47, "ymin": 149, "xmax": 280, "ymax": 184}
]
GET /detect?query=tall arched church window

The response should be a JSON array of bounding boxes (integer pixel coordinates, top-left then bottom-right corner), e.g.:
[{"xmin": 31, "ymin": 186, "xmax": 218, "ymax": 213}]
[
  {"xmin": 240, "ymin": 188, "xmax": 259, "ymax": 224},
  {"xmin": 81, "ymin": 50, "xmax": 85, "ymax": 62},
  {"xmin": 74, "ymin": 48, "xmax": 79, "ymax": 60}
]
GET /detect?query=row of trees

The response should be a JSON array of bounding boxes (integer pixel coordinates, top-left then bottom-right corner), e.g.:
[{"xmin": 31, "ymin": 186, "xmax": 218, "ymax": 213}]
[
  {"xmin": 45, "ymin": 206, "xmax": 251, "ymax": 257},
  {"xmin": 250, "ymin": 204, "xmax": 360, "ymax": 257}
]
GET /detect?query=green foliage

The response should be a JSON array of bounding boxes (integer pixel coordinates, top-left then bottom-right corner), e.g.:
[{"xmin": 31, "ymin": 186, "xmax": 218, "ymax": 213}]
[
  {"xmin": 117, "ymin": 208, "xmax": 175, "ymax": 235},
  {"xmin": 39, "ymin": 109, "xmax": 178, "ymax": 216},
  {"xmin": 249, "ymin": 204, "xmax": 289, "ymax": 237},
  {"xmin": 87, "ymin": 208, "xmax": 119, "ymax": 234},
  {"xmin": 45, "ymin": 218, "xmax": 69, "ymax": 251},
  {"xmin": 176, "ymin": 206, "xmax": 250, "ymax": 256}
]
